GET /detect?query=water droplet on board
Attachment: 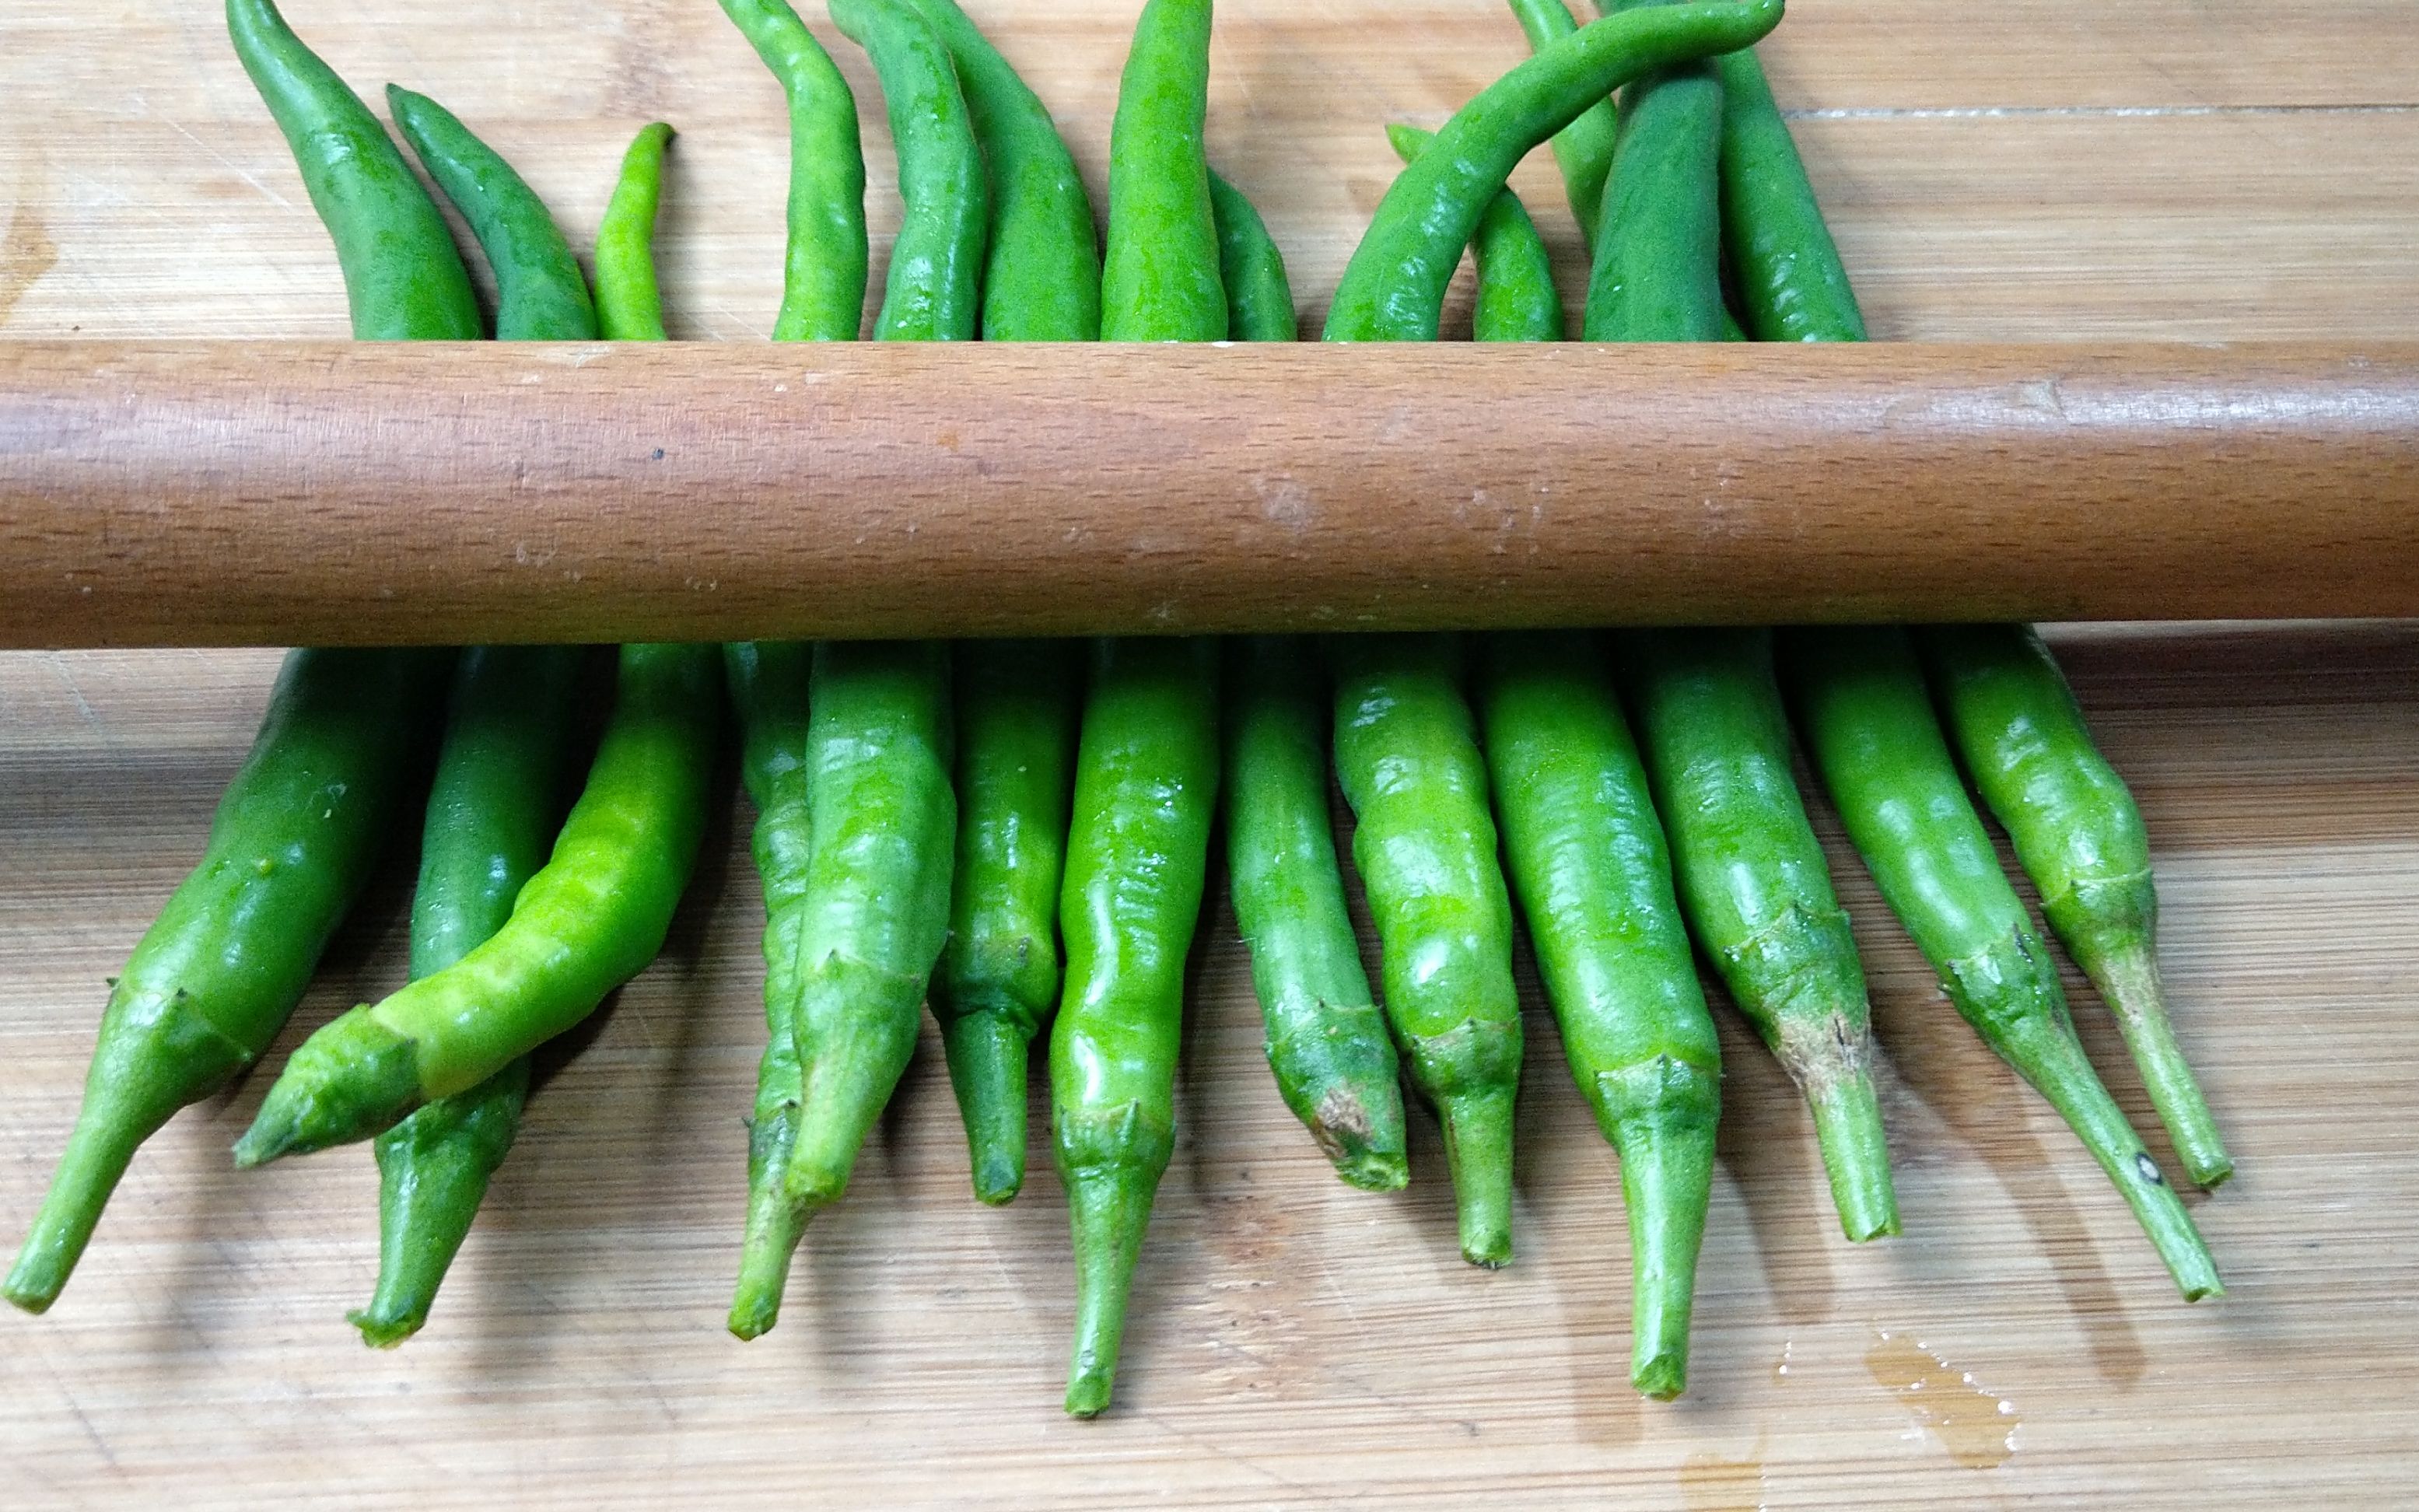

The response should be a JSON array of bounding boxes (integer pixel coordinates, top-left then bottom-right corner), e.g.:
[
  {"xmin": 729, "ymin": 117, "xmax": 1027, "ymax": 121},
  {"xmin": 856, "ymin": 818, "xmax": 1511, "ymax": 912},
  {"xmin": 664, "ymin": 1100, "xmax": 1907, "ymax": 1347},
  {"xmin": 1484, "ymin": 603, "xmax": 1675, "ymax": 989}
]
[{"xmin": 1865, "ymin": 1329, "xmax": 2018, "ymax": 1469}]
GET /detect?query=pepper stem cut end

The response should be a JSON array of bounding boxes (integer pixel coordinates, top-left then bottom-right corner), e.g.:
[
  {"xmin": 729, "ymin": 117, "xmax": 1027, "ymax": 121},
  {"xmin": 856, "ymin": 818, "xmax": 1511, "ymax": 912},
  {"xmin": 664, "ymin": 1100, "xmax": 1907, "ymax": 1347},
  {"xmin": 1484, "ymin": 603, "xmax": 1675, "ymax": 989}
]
[
  {"xmin": 5, "ymin": 1083, "xmax": 177, "ymax": 1312},
  {"xmin": 1062, "ymin": 1163, "xmax": 1161, "ymax": 1419},
  {"xmin": 1609, "ymin": 1108, "xmax": 1715, "ymax": 1402},
  {"xmin": 1804, "ymin": 1066, "xmax": 1899, "ymax": 1241},
  {"xmin": 1437, "ymin": 1087, "xmax": 1516, "ymax": 1268},
  {"xmin": 2090, "ymin": 940, "xmax": 2233, "ymax": 1189}
]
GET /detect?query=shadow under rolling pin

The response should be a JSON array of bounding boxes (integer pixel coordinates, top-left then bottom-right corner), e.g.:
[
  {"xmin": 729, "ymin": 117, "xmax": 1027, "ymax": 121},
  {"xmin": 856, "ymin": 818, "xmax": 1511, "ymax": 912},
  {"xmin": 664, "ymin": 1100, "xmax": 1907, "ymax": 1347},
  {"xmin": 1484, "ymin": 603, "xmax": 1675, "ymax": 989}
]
[{"xmin": 1, "ymin": 340, "xmax": 2414, "ymax": 649}]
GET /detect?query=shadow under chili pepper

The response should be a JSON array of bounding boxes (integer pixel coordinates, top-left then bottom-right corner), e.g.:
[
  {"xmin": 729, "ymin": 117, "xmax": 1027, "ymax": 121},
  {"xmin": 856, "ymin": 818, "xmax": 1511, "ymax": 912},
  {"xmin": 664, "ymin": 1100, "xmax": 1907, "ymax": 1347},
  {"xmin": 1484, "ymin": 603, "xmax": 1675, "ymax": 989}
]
[{"xmin": 1707, "ymin": 978, "xmax": 1838, "ymax": 1331}]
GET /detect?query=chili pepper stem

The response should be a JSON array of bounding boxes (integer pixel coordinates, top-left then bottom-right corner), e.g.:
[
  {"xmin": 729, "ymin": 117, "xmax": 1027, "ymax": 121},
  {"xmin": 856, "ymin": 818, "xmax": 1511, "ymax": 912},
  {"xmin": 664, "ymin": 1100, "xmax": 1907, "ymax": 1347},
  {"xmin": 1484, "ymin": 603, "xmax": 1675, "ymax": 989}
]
[
  {"xmin": 1437, "ymin": 1087, "xmax": 1518, "ymax": 1268},
  {"xmin": 5, "ymin": 1073, "xmax": 191, "ymax": 1312},
  {"xmin": 2086, "ymin": 938, "xmax": 2232, "ymax": 1188},
  {"xmin": 232, "ymin": 1006, "xmax": 422, "ymax": 1167},
  {"xmin": 349, "ymin": 1060, "xmax": 530, "ymax": 1347},
  {"xmin": 1062, "ymin": 1164, "xmax": 1159, "ymax": 1419},
  {"xmin": 1269, "ymin": 1016, "xmax": 1410, "ymax": 1192},
  {"xmin": 1776, "ymin": 1007, "xmax": 1900, "ymax": 1241},
  {"xmin": 1609, "ymin": 1108, "xmax": 1716, "ymax": 1401},
  {"xmin": 939, "ymin": 1008, "xmax": 1031, "ymax": 1206}
]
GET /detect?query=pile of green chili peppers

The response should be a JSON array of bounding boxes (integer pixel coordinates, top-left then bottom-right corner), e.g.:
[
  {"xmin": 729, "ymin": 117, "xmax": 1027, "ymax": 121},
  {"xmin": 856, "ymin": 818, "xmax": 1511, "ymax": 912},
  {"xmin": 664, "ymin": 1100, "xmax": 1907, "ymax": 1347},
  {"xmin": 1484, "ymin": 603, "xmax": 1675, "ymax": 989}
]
[{"xmin": 2, "ymin": 0, "xmax": 2230, "ymax": 1419}]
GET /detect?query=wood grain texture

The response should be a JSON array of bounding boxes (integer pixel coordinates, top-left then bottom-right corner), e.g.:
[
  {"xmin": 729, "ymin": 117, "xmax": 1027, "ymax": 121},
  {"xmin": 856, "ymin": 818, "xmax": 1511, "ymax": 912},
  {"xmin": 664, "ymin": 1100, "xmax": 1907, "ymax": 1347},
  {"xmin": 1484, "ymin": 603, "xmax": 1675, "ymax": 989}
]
[
  {"xmin": 3, "ymin": 0, "xmax": 2418, "ymax": 1507},
  {"xmin": 9, "ymin": 340, "xmax": 2418, "ymax": 646}
]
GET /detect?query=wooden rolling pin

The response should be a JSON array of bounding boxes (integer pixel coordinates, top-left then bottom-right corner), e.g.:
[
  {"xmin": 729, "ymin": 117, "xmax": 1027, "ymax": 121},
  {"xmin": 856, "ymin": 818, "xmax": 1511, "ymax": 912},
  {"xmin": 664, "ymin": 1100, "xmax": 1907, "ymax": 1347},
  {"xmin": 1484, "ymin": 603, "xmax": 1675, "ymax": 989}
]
[{"xmin": 2, "ymin": 340, "xmax": 2414, "ymax": 648}]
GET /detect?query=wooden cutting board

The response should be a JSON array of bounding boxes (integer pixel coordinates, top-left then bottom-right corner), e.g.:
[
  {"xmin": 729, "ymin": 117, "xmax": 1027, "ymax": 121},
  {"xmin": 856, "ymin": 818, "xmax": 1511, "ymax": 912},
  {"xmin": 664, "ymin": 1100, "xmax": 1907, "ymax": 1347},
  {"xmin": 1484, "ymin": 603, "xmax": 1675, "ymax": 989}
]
[{"xmin": 4, "ymin": 2, "xmax": 2417, "ymax": 1506}]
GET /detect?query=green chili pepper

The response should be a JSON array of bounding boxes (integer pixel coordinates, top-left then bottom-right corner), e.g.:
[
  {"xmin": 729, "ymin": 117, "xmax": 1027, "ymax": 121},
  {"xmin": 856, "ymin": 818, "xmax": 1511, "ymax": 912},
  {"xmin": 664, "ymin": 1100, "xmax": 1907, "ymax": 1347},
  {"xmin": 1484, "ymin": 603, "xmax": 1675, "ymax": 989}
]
[
  {"xmin": 715, "ymin": 0, "xmax": 874, "ymax": 1332},
  {"xmin": 387, "ymin": 87, "xmax": 597, "ymax": 341},
  {"xmin": 1323, "ymin": 0, "xmax": 1782, "ymax": 342},
  {"xmin": 1616, "ymin": 629, "xmax": 1896, "ymax": 1241},
  {"xmin": 594, "ymin": 122, "xmax": 675, "ymax": 342},
  {"xmin": 930, "ymin": 640, "xmax": 1080, "ymax": 1206},
  {"xmin": 1582, "ymin": 0, "xmax": 1726, "ymax": 342},
  {"xmin": 350, "ymin": 96, "xmax": 602, "ymax": 1347},
  {"xmin": 1712, "ymin": 45, "xmax": 1864, "ymax": 343},
  {"xmin": 1921, "ymin": 625, "xmax": 2231, "ymax": 1188},
  {"xmin": 230, "ymin": 642, "xmax": 723, "ymax": 1164},
  {"xmin": 1055, "ymin": 638, "xmax": 1220, "ymax": 1418},
  {"xmin": 1206, "ymin": 170, "xmax": 1297, "ymax": 341},
  {"xmin": 1777, "ymin": 627, "xmax": 2220, "ymax": 1302},
  {"xmin": 1504, "ymin": 0, "xmax": 1620, "ymax": 247},
  {"xmin": 3, "ymin": 651, "xmax": 450, "ymax": 1312},
  {"xmin": 832, "ymin": 0, "xmax": 988, "ymax": 341},
  {"xmin": 896, "ymin": 1, "xmax": 1094, "ymax": 1206},
  {"xmin": 1479, "ymin": 632, "xmax": 1717, "ymax": 1399},
  {"xmin": 1099, "ymin": 0, "xmax": 1225, "ymax": 342},
  {"xmin": 5, "ymin": 1, "xmax": 478, "ymax": 1314},
  {"xmin": 1329, "ymin": 632, "xmax": 1523, "ymax": 1269},
  {"xmin": 777, "ymin": 642, "xmax": 957, "ymax": 1210},
  {"xmin": 723, "ymin": 641, "xmax": 819, "ymax": 1339},
  {"xmin": 1385, "ymin": 124, "xmax": 1564, "ymax": 342},
  {"xmin": 224, "ymin": 0, "xmax": 481, "ymax": 340},
  {"xmin": 901, "ymin": 0, "xmax": 1102, "ymax": 341},
  {"xmin": 1224, "ymin": 637, "xmax": 1406, "ymax": 1191},
  {"xmin": 718, "ymin": 0, "xmax": 870, "ymax": 341}
]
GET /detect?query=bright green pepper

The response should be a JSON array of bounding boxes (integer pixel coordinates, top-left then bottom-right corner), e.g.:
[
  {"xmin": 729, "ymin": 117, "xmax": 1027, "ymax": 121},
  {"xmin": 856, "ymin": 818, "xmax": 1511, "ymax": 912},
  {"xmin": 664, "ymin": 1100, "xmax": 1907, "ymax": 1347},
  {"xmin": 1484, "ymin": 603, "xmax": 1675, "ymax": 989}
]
[
  {"xmin": 1504, "ymin": 0, "xmax": 1620, "ymax": 247},
  {"xmin": 1386, "ymin": 124, "xmax": 1564, "ymax": 342},
  {"xmin": 231, "ymin": 642, "xmax": 724, "ymax": 1164},
  {"xmin": 1778, "ymin": 627, "xmax": 2220, "ymax": 1302},
  {"xmin": 1583, "ymin": 0, "xmax": 1726, "ymax": 342},
  {"xmin": 1099, "ymin": 0, "xmax": 1225, "ymax": 342},
  {"xmin": 1921, "ymin": 625, "xmax": 2230, "ymax": 1188},
  {"xmin": 1330, "ymin": 632, "xmax": 1523, "ymax": 1269},
  {"xmin": 833, "ymin": 0, "xmax": 988, "ymax": 341},
  {"xmin": 594, "ymin": 122, "xmax": 676, "ymax": 342},
  {"xmin": 1207, "ymin": 170, "xmax": 1297, "ymax": 341},
  {"xmin": 718, "ymin": 0, "xmax": 870, "ymax": 341},
  {"xmin": 1323, "ymin": 0, "xmax": 1782, "ymax": 342}
]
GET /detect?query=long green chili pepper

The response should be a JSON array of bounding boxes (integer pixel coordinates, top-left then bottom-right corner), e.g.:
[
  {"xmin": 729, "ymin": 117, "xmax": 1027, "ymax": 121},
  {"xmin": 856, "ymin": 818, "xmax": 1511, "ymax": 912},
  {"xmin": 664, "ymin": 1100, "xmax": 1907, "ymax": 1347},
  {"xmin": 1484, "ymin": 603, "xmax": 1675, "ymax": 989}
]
[
  {"xmin": 718, "ymin": 0, "xmax": 870, "ymax": 341},
  {"xmin": 1711, "ymin": 45, "xmax": 1863, "ymax": 343},
  {"xmin": 1616, "ymin": 630, "xmax": 1896, "ymax": 1241},
  {"xmin": 5, "ymin": 0, "xmax": 474, "ymax": 1314},
  {"xmin": 223, "ymin": 0, "xmax": 480, "ymax": 340},
  {"xmin": 901, "ymin": 0, "xmax": 1102, "ymax": 341},
  {"xmin": 1213, "ymin": 184, "xmax": 1403, "ymax": 1191},
  {"xmin": 1053, "ymin": 0, "xmax": 1228, "ymax": 1417},
  {"xmin": 1504, "ymin": 0, "xmax": 1619, "ymax": 247},
  {"xmin": 1481, "ymin": 632, "xmax": 1717, "ymax": 1399},
  {"xmin": 1224, "ymin": 638, "xmax": 1406, "ymax": 1191},
  {"xmin": 723, "ymin": 642, "xmax": 818, "ymax": 1339},
  {"xmin": 715, "ymin": 0, "xmax": 871, "ymax": 1333},
  {"xmin": 1055, "ymin": 638, "xmax": 1220, "ymax": 1418},
  {"xmin": 1099, "ymin": 0, "xmax": 1224, "ymax": 342},
  {"xmin": 1322, "ymin": 0, "xmax": 1781, "ymax": 342},
  {"xmin": 594, "ymin": 122, "xmax": 675, "ymax": 341},
  {"xmin": 1921, "ymin": 625, "xmax": 2231, "ymax": 1188},
  {"xmin": 230, "ymin": 642, "xmax": 723, "ymax": 1164},
  {"xmin": 4, "ymin": 652, "xmax": 450, "ymax": 1311},
  {"xmin": 1583, "ymin": 0, "xmax": 1726, "ymax": 342},
  {"xmin": 1777, "ymin": 628, "xmax": 2221, "ymax": 1302},
  {"xmin": 931, "ymin": 640, "xmax": 1080, "ymax": 1206},
  {"xmin": 1329, "ymin": 633, "xmax": 1523, "ymax": 1269},
  {"xmin": 1386, "ymin": 124, "xmax": 1563, "ymax": 342},
  {"xmin": 832, "ymin": 0, "xmax": 988, "ymax": 341},
  {"xmin": 352, "ymin": 95, "xmax": 602, "ymax": 1347},
  {"xmin": 909, "ymin": 0, "xmax": 1094, "ymax": 1206},
  {"xmin": 1207, "ymin": 170, "xmax": 1297, "ymax": 341},
  {"xmin": 777, "ymin": 642, "xmax": 957, "ymax": 1211},
  {"xmin": 387, "ymin": 87, "xmax": 597, "ymax": 341}
]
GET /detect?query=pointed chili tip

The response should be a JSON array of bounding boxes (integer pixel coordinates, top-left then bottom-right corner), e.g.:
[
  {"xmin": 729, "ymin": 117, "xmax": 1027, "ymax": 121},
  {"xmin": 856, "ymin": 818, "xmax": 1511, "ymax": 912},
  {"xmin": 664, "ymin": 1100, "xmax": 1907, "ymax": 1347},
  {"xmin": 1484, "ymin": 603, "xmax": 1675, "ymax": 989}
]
[{"xmin": 229, "ymin": 1118, "xmax": 296, "ymax": 1171}]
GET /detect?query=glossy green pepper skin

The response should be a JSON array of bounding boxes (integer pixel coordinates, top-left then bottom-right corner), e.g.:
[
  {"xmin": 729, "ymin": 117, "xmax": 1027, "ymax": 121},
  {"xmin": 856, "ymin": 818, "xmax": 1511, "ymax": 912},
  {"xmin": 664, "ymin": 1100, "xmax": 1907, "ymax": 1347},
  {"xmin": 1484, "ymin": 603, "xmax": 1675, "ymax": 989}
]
[
  {"xmin": 1584, "ymin": 0, "xmax": 1727, "ymax": 343},
  {"xmin": 226, "ymin": 0, "xmax": 481, "ymax": 340},
  {"xmin": 1387, "ymin": 124, "xmax": 1565, "ymax": 345},
  {"xmin": 1504, "ymin": 0, "xmax": 1620, "ymax": 248},
  {"xmin": 233, "ymin": 643, "xmax": 724, "ymax": 1164},
  {"xmin": 1480, "ymin": 632, "xmax": 1718, "ymax": 1399},
  {"xmin": 1322, "ymin": 0, "xmax": 1782, "ymax": 342},
  {"xmin": 387, "ymin": 86, "xmax": 597, "ymax": 342},
  {"xmin": 1779, "ymin": 627, "xmax": 2220, "ymax": 1303},
  {"xmin": 1616, "ymin": 628, "xmax": 1896, "ymax": 1242},
  {"xmin": 1099, "ymin": 0, "xmax": 1225, "ymax": 342},
  {"xmin": 594, "ymin": 123, "xmax": 677, "ymax": 341},
  {"xmin": 1922, "ymin": 625, "xmax": 2229, "ymax": 1188},
  {"xmin": 1053, "ymin": 638, "xmax": 1220, "ymax": 1418},
  {"xmin": 833, "ymin": 0, "xmax": 988, "ymax": 341},
  {"xmin": 1330, "ymin": 632, "xmax": 1523, "ymax": 1269},
  {"xmin": 1712, "ymin": 45, "xmax": 1864, "ymax": 343},
  {"xmin": 717, "ymin": 0, "xmax": 870, "ymax": 341}
]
